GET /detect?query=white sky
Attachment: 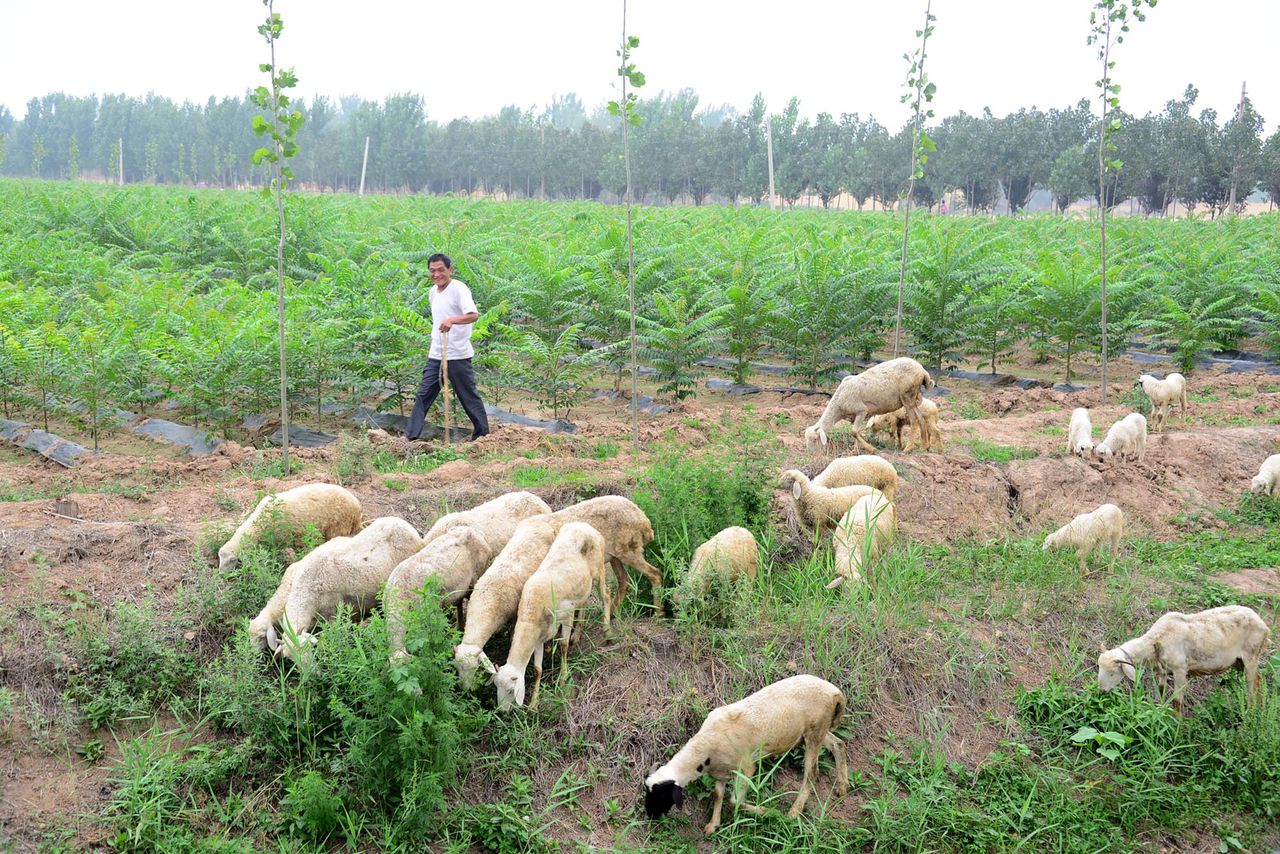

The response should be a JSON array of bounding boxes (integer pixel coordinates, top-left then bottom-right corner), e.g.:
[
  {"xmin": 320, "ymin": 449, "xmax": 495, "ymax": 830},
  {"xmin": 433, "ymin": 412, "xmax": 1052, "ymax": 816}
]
[{"xmin": 0, "ymin": 1, "xmax": 1275, "ymax": 133}]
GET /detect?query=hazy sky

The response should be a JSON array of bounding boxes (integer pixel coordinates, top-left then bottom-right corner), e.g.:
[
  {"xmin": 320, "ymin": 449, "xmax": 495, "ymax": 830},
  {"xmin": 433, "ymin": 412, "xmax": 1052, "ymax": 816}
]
[{"xmin": 1, "ymin": 1, "xmax": 1275, "ymax": 133}]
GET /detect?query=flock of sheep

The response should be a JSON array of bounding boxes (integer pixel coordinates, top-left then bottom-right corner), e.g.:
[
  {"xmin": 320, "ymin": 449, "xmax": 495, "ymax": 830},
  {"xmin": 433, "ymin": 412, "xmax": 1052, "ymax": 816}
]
[{"xmin": 213, "ymin": 356, "xmax": 1276, "ymax": 834}]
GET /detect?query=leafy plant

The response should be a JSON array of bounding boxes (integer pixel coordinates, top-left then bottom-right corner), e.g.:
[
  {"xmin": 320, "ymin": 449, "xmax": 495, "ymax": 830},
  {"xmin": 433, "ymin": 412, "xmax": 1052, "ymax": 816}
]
[
  {"xmin": 637, "ymin": 289, "xmax": 725, "ymax": 400},
  {"xmin": 1143, "ymin": 293, "xmax": 1240, "ymax": 374}
]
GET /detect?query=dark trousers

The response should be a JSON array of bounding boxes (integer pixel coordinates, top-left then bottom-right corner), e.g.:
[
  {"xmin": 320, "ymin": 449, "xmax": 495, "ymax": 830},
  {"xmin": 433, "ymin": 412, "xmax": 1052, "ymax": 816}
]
[{"xmin": 406, "ymin": 357, "xmax": 490, "ymax": 440}]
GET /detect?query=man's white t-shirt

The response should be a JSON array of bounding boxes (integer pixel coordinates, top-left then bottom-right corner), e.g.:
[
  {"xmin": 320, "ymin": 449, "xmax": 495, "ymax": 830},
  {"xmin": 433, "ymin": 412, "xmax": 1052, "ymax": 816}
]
[{"xmin": 427, "ymin": 279, "xmax": 478, "ymax": 360}]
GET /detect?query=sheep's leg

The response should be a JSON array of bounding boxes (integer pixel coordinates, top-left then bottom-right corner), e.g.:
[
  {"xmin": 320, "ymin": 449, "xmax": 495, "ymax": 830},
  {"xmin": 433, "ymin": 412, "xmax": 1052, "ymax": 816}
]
[
  {"xmin": 557, "ymin": 617, "xmax": 573, "ymax": 684},
  {"xmin": 599, "ymin": 572, "xmax": 612, "ymax": 634},
  {"xmin": 1077, "ymin": 551, "xmax": 1089, "ymax": 576},
  {"xmin": 528, "ymin": 643, "xmax": 545, "ymax": 710},
  {"xmin": 624, "ymin": 553, "xmax": 665, "ymax": 614},
  {"xmin": 789, "ymin": 731, "xmax": 822, "ymax": 817},
  {"xmin": 902, "ymin": 403, "xmax": 927, "ymax": 451},
  {"xmin": 1245, "ymin": 655, "xmax": 1261, "ymax": 701},
  {"xmin": 730, "ymin": 762, "xmax": 764, "ymax": 815},
  {"xmin": 824, "ymin": 733, "xmax": 849, "ymax": 797},
  {"xmin": 609, "ymin": 557, "xmax": 629, "ymax": 616},
  {"xmin": 704, "ymin": 780, "xmax": 727, "ymax": 835},
  {"xmin": 850, "ymin": 412, "xmax": 877, "ymax": 454},
  {"xmin": 1170, "ymin": 670, "xmax": 1187, "ymax": 715},
  {"xmin": 569, "ymin": 607, "xmax": 585, "ymax": 645}
]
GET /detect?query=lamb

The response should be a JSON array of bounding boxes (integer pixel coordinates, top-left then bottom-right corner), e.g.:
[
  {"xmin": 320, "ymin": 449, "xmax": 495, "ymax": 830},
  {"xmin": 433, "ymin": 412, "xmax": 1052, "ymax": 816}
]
[
  {"xmin": 644, "ymin": 675, "xmax": 848, "ymax": 835},
  {"xmin": 1098, "ymin": 605, "xmax": 1270, "ymax": 714},
  {"xmin": 827, "ymin": 491, "xmax": 896, "ymax": 589},
  {"xmin": 1135, "ymin": 372, "xmax": 1188, "ymax": 432},
  {"xmin": 420, "ymin": 491, "xmax": 552, "ymax": 555},
  {"xmin": 384, "ymin": 525, "xmax": 492, "ymax": 660},
  {"xmin": 1250, "ymin": 454, "xmax": 1280, "ymax": 496},
  {"xmin": 786, "ymin": 479, "xmax": 879, "ymax": 536},
  {"xmin": 218, "ymin": 483, "xmax": 362, "ymax": 573},
  {"xmin": 1041, "ymin": 503, "xmax": 1124, "ymax": 574},
  {"xmin": 453, "ymin": 517, "xmax": 561, "ymax": 690},
  {"xmin": 865, "ymin": 397, "xmax": 943, "ymax": 453},
  {"xmin": 546, "ymin": 495, "xmax": 663, "ymax": 612},
  {"xmin": 681, "ymin": 526, "xmax": 759, "ymax": 598},
  {"xmin": 1066, "ymin": 407, "xmax": 1094, "ymax": 458},
  {"xmin": 1094, "ymin": 412, "xmax": 1147, "ymax": 462},
  {"xmin": 262, "ymin": 517, "xmax": 425, "ymax": 659},
  {"xmin": 804, "ymin": 357, "xmax": 936, "ymax": 455},
  {"xmin": 493, "ymin": 522, "xmax": 611, "ymax": 710},
  {"xmin": 779, "ymin": 454, "xmax": 899, "ymax": 500}
]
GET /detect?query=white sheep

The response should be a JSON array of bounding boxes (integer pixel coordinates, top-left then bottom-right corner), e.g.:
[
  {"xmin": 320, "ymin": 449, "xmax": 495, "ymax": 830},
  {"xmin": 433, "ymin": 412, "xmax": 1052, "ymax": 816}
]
[
  {"xmin": 546, "ymin": 495, "xmax": 663, "ymax": 612},
  {"xmin": 827, "ymin": 491, "xmax": 896, "ymax": 589},
  {"xmin": 1067, "ymin": 407, "xmax": 1094, "ymax": 458},
  {"xmin": 453, "ymin": 516, "xmax": 560, "ymax": 690},
  {"xmin": 1098, "ymin": 605, "xmax": 1270, "ymax": 714},
  {"xmin": 644, "ymin": 674, "xmax": 849, "ymax": 835},
  {"xmin": 1094, "ymin": 413, "xmax": 1147, "ymax": 462},
  {"xmin": 681, "ymin": 526, "xmax": 759, "ymax": 599},
  {"xmin": 384, "ymin": 525, "xmax": 492, "ymax": 660},
  {"xmin": 866, "ymin": 397, "xmax": 943, "ymax": 453},
  {"xmin": 421, "ymin": 491, "xmax": 552, "ymax": 555},
  {"xmin": 804, "ymin": 357, "xmax": 936, "ymax": 454},
  {"xmin": 1250, "ymin": 454, "xmax": 1280, "ymax": 496},
  {"xmin": 787, "ymin": 480, "xmax": 879, "ymax": 536},
  {"xmin": 218, "ymin": 483, "xmax": 362, "ymax": 572},
  {"xmin": 1041, "ymin": 503, "xmax": 1124, "ymax": 574},
  {"xmin": 780, "ymin": 454, "xmax": 899, "ymax": 500},
  {"xmin": 493, "ymin": 522, "xmax": 611, "ymax": 710},
  {"xmin": 264, "ymin": 517, "xmax": 424, "ymax": 659},
  {"xmin": 1135, "ymin": 372, "xmax": 1188, "ymax": 432}
]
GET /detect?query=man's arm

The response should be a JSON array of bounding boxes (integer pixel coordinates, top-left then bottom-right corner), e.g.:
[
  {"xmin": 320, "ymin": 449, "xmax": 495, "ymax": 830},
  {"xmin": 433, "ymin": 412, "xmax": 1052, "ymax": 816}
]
[{"xmin": 439, "ymin": 311, "xmax": 479, "ymax": 332}]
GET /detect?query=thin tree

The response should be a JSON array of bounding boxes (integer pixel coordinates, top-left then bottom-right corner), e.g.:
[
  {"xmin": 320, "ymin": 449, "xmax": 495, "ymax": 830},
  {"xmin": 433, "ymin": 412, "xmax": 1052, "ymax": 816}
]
[
  {"xmin": 893, "ymin": 1, "xmax": 937, "ymax": 358},
  {"xmin": 251, "ymin": 0, "xmax": 304, "ymax": 474},
  {"xmin": 1088, "ymin": 0, "xmax": 1152, "ymax": 403},
  {"xmin": 608, "ymin": 2, "xmax": 645, "ymax": 448}
]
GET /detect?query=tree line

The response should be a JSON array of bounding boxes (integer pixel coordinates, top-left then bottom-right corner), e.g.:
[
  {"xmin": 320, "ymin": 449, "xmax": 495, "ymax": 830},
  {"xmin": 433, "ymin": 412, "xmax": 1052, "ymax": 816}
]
[{"xmin": 1, "ymin": 85, "xmax": 1278, "ymax": 214}]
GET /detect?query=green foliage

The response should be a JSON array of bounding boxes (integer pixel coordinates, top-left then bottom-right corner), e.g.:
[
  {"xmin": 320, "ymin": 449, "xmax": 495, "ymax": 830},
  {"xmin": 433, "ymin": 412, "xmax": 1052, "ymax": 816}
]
[
  {"xmin": 637, "ymin": 289, "xmax": 725, "ymax": 400},
  {"xmin": 501, "ymin": 322, "xmax": 603, "ymax": 419},
  {"xmin": 282, "ymin": 771, "xmax": 344, "ymax": 842},
  {"xmin": 950, "ymin": 437, "xmax": 1037, "ymax": 462},
  {"xmin": 1144, "ymin": 293, "xmax": 1240, "ymax": 374},
  {"xmin": 335, "ymin": 434, "xmax": 375, "ymax": 483}
]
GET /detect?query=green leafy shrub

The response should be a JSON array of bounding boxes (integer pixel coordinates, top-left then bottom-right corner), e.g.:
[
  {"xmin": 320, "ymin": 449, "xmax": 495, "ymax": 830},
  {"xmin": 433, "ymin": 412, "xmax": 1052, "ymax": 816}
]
[{"xmin": 282, "ymin": 770, "xmax": 343, "ymax": 842}]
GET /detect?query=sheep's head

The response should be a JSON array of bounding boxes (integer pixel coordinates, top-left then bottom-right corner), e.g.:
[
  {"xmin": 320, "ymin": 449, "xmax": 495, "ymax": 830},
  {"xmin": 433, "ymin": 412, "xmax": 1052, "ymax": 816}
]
[
  {"xmin": 1041, "ymin": 531, "xmax": 1059, "ymax": 552},
  {"xmin": 643, "ymin": 778, "xmax": 685, "ymax": 820},
  {"xmin": 1250, "ymin": 475, "xmax": 1269, "ymax": 495},
  {"xmin": 247, "ymin": 615, "xmax": 271, "ymax": 651},
  {"xmin": 778, "ymin": 469, "xmax": 803, "ymax": 491},
  {"xmin": 494, "ymin": 664, "xmax": 525, "ymax": 709},
  {"xmin": 1093, "ymin": 443, "xmax": 1114, "ymax": 458},
  {"xmin": 453, "ymin": 644, "xmax": 495, "ymax": 691},
  {"xmin": 217, "ymin": 546, "xmax": 238, "ymax": 573},
  {"xmin": 1097, "ymin": 646, "xmax": 1137, "ymax": 692},
  {"xmin": 803, "ymin": 425, "xmax": 828, "ymax": 452}
]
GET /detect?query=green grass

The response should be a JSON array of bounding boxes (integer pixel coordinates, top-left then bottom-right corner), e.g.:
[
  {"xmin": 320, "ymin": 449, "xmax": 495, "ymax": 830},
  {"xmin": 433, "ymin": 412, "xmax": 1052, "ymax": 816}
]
[
  {"xmin": 510, "ymin": 464, "xmax": 588, "ymax": 489},
  {"xmin": 950, "ymin": 436, "xmax": 1038, "ymax": 462},
  {"xmin": 372, "ymin": 446, "xmax": 465, "ymax": 474}
]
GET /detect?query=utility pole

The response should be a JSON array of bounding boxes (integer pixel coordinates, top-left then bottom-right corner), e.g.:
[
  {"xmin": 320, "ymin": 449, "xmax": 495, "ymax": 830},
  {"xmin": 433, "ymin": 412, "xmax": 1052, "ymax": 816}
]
[
  {"xmin": 358, "ymin": 136, "xmax": 370, "ymax": 196},
  {"xmin": 118, "ymin": 138, "xmax": 124, "ymax": 186},
  {"xmin": 1227, "ymin": 81, "xmax": 1246, "ymax": 215},
  {"xmin": 765, "ymin": 114, "xmax": 776, "ymax": 210}
]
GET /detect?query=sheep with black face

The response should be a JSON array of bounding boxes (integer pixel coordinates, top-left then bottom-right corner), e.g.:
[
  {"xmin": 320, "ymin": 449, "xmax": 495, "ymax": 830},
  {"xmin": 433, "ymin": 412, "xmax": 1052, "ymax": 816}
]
[{"xmin": 643, "ymin": 675, "xmax": 848, "ymax": 834}]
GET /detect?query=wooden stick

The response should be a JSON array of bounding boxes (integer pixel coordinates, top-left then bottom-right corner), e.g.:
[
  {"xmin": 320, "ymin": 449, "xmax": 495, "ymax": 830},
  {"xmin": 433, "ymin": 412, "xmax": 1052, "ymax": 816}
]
[{"xmin": 442, "ymin": 329, "xmax": 451, "ymax": 445}]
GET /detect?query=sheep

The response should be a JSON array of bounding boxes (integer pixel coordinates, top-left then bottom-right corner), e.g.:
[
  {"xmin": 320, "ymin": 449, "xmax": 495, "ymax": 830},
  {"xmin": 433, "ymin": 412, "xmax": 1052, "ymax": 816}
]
[
  {"xmin": 1067, "ymin": 407, "xmax": 1094, "ymax": 458},
  {"xmin": 1135, "ymin": 372, "xmax": 1188, "ymax": 432},
  {"xmin": 384, "ymin": 525, "xmax": 492, "ymax": 660},
  {"xmin": 1098, "ymin": 605, "xmax": 1270, "ymax": 714},
  {"xmin": 827, "ymin": 491, "xmax": 896, "ymax": 589},
  {"xmin": 453, "ymin": 516, "xmax": 560, "ymax": 690},
  {"xmin": 780, "ymin": 454, "xmax": 899, "ymax": 501},
  {"xmin": 681, "ymin": 526, "xmax": 759, "ymax": 599},
  {"xmin": 1041, "ymin": 503, "xmax": 1124, "ymax": 575},
  {"xmin": 218, "ymin": 483, "xmax": 362, "ymax": 573},
  {"xmin": 1250, "ymin": 454, "xmax": 1280, "ymax": 496},
  {"xmin": 263, "ymin": 517, "xmax": 424, "ymax": 659},
  {"xmin": 1094, "ymin": 413, "xmax": 1147, "ymax": 462},
  {"xmin": 493, "ymin": 522, "xmax": 611, "ymax": 710},
  {"xmin": 804, "ymin": 357, "xmax": 936, "ymax": 455},
  {"xmin": 547, "ymin": 495, "xmax": 663, "ymax": 612},
  {"xmin": 420, "ymin": 491, "xmax": 552, "ymax": 555},
  {"xmin": 786, "ymin": 479, "xmax": 879, "ymax": 536},
  {"xmin": 644, "ymin": 675, "xmax": 848, "ymax": 835},
  {"xmin": 865, "ymin": 397, "xmax": 943, "ymax": 453}
]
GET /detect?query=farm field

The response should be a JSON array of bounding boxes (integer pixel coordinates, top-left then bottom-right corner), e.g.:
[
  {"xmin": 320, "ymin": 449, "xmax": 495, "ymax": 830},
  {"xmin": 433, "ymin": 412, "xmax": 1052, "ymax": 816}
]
[{"xmin": 1, "ymin": 180, "xmax": 1279, "ymax": 852}]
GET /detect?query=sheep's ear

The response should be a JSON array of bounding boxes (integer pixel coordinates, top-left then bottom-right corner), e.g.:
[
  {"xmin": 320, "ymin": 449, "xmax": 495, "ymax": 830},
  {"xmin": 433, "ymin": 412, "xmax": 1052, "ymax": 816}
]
[
  {"xmin": 818, "ymin": 427, "xmax": 829, "ymax": 446},
  {"xmin": 1099, "ymin": 642, "xmax": 1107, "ymax": 654},
  {"xmin": 266, "ymin": 624, "xmax": 279, "ymax": 652},
  {"xmin": 791, "ymin": 482, "xmax": 803, "ymax": 501},
  {"xmin": 726, "ymin": 709, "xmax": 744, "ymax": 722}
]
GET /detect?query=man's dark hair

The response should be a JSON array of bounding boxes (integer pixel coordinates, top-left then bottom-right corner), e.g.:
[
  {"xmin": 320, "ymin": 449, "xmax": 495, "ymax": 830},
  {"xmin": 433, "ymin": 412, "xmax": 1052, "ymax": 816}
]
[{"xmin": 427, "ymin": 253, "xmax": 453, "ymax": 270}]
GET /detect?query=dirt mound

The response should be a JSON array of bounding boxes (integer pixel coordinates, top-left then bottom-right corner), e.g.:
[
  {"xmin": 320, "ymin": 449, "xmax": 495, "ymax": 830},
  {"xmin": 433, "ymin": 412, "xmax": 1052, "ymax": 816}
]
[
  {"xmin": 1214, "ymin": 568, "xmax": 1280, "ymax": 596},
  {"xmin": 892, "ymin": 454, "xmax": 1016, "ymax": 542}
]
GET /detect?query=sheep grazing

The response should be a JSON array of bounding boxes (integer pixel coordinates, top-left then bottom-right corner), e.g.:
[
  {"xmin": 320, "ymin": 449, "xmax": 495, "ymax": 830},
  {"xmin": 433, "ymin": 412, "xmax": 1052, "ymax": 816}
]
[
  {"xmin": 780, "ymin": 454, "xmax": 899, "ymax": 501},
  {"xmin": 786, "ymin": 479, "xmax": 879, "ymax": 536},
  {"xmin": 421, "ymin": 491, "xmax": 552, "ymax": 555},
  {"xmin": 1041, "ymin": 503, "xmax": 1124, "ymax": 575},
  {"xmin": 804, "ymin": 357, "xmax": 936, "ymax": 455},
  {"xmin": 453, "ymin": 517, "xmax": 560, "ymax": 690},
  {"xmin": 218, "ymin": 483, "xmax": 363, "ymax": 573},
  {"xmin": 827, "ymin": 491, "xmax": 896, "ymax": 589},
  {"xmin": 494, "ymin": 522, "xmax": 611, "ymax": 710},
  {"xmin": 547, "ymin": 496, "xmax": 663, "ymax": 612},
  {"xmin": 866, "ymin": 397, "xmax": 943, "ymax": 453},
  {"xmin": 644, "ymin": 675, "xmax": 848, "ymax": 835},
  {"xmin": 260, "ymin": 517, "xmax": 425, "ymax": 659},
  {"xmin": 1098, "ymin": 605, "xmax": 1270, "ymax": 713},
  {"xmin": 1250, "ymin": 454, "xmax": 1280, "ymax": 496},
  {"xmin": 1135, "ymin": 372, "xmax": 1188, "ymax": 432},
  {"xmin": 1094, "ymin": 413, "xmax": 1147, "ymax": 462},
  {"xmin": 682, "ymin": 526, "xmax": 759, "ymax": 598},
  {"xmin": 1067, "ymin": 407, "xmax": 1094, "ymax": 458},
  {"xmin": 385, "ymin": 525, "xmax": 493, "ymax": 660}
]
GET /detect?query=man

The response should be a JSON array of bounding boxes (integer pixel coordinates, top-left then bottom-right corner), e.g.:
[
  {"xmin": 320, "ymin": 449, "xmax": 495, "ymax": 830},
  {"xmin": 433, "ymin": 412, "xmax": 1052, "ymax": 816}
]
[{"xmin": 405, "ymin": 253, "xmax": 490, "ymax": 441}]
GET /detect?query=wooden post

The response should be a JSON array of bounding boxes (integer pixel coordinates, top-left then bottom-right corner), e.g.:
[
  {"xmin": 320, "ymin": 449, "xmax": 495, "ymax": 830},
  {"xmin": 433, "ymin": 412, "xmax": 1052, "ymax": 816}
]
[
  {"xmin": 441, "ymin": 332, "xmax": 451, "ymax": 444},
  {"xmin": 1227, "ymin": 81, "xmax": 1246, "ymax": 215},
  {"xmin": 765, "ymin": 114, "xmax": 776, "ymax": 210},
  {"xmin": 358, "ymin": 136, "xmax": 370, "ymax": 196}
]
